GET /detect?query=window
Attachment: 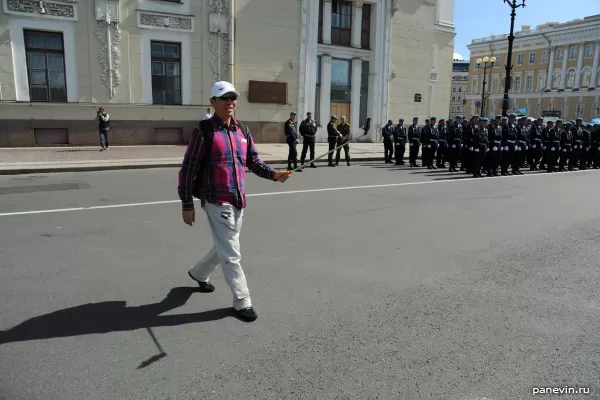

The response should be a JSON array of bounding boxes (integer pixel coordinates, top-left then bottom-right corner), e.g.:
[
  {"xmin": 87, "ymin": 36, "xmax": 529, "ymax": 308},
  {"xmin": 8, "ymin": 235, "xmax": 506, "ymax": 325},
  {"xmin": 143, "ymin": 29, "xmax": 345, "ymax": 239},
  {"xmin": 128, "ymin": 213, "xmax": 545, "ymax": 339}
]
[
  {"xmin": 315, "ymin": 55, "xmax": 321, "ymax": 124},
  {"xmin": 566, "ymin": 69, "xmax": 575, "ymax": 88},
  {"xmin": 512, "ymin": 76, "xmax": 521, "ymax": 93},
  {"xmin": 458, "ymin": 87, "xmax": 462, "ymax": 92},
  {"xmin": 359, "ymin": 60, "xmax": 369, "ymax": 126},
  {"xmin": 569, "ymin": 47, "xmax": 577, "ymax": 60},
  {"xmin": 581, "ymin": 67, "xmax": 592, "ymax": 87},
  {"xmin": 471, "ymin": 76, "xmax": 478, "ymax": 94},
  {"xmin": 541, "ymin": 49, "xmax": 549, "ymax": 63},
  {"xmin": 473, "ymin": 60, "xmax": 478, "ymax": 70},
  {"xmin": 361, "ymin": 3, "xmax": 371, "ymax": 49},
  {"xmin": 318, "ymin": 0, "xmax": 323, "ymax": 43},
  {"xmin": 556, "ymin": 49, "xmax": 562, "ymax": 62},
  {"xmin": 528, "ymin": 52, "xmax": 536, "ymax": 64},
  {"xmin": 537, "ymin": 73, "xmax": 546, "ymax": 92},
  {"xmin": 24, "ymin": 30, "xmax": 67, "ymax": 102},
  {"xmin": 453, "ymin": 87, "xmax": 456, "ymax": 92},
  {"xmin": 491, "ymin": 76, "xmax": 498, "ymax": 93},
  {"xmin": 576, "ymin": 103, "xmax": 583, "ymax": 118},
  {"xmin": 331, "ymin": 0, "xmax": 351, "ymax": 46},
  {"xmin": 516, "ymin": 54, "xmax": 523, "ymax": 65},
  {"xmin": 151, "ymin": 41, "xmax": 181, "ymax": 105},
  {"xmin": 414, "ymin": 93, "xmax": 422, "ymax": 102},
  {"xmin": 525, "ymin": 75, "xmax": 533, "ymax": 92},
  {"xmin": 585, "ymin": 44, "xmax": 593, "ymax": 58},
  {"xmin": 452, "ymin": 96, "xmax": 456, "ymax": 101},
  {"xmin": 552, "ymin": 70, "xmax": 561, "ymax": 89},
  {"xmin": 330, "ymin": 58, "xmax": 350, "ymax": 102},
  {"xmin": 494, "ymin": 57, "xmax": 500, "ymax": 67}
]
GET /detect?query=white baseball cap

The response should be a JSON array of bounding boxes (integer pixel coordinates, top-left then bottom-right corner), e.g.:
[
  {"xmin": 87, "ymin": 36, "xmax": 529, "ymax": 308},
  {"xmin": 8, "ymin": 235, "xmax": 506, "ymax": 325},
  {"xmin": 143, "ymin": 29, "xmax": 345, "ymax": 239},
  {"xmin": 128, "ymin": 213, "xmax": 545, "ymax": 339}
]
[{"xmin": 211, "ymin": 81, "xmax": 240, "ymax": 98}]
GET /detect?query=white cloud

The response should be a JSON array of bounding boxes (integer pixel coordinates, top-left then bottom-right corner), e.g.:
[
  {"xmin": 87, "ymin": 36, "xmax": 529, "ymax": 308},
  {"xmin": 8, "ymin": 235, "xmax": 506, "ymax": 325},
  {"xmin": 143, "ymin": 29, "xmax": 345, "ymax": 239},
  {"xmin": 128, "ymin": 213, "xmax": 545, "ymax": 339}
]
[{"xmin": 453, "ymin": 52, "xmax": 464, "ymax": 61}]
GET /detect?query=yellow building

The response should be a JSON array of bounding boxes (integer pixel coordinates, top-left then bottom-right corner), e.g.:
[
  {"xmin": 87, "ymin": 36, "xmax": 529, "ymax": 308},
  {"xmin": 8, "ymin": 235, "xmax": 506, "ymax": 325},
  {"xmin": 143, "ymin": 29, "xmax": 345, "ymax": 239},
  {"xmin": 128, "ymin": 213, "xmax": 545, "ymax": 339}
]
[
  {"xmin": 0, "ymin": 0, "xmax": 455, "ymax": 147},
  {"xmin": 465, "ymin": 15, "xmax": 600, "ymax": 120}
]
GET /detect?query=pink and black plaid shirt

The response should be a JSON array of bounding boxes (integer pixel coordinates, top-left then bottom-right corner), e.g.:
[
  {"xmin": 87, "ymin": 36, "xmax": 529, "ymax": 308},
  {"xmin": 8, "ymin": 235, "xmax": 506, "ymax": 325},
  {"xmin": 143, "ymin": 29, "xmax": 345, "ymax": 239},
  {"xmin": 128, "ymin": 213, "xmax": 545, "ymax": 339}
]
[{"xmin": 178, "ymin": 115, "xmax": 275, "ymax": 211}]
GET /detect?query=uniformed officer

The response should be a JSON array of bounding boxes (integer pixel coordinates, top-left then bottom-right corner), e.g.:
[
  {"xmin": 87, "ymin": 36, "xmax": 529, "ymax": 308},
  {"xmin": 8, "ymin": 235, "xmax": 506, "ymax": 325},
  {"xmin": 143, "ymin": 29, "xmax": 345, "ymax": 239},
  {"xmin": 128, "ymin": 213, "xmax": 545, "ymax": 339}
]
[
  {"xmin": 583, "ymin": 123, "xmax": 594, "ymax": 169},
  {"xmin": 472, "ymin": 117, "xmax": 488, "ymax": 178},
  {"xmin": 570, "ymin": 118, "xmax": 584, "ymax": 171},
  {"xmin": 559, "ymin": 121, "xmax": 573, "ymax": 172},
  {"xmin": 501, "ymin": 114, "xmax": 518, "ymax": 176},
  {"xmin": 394, "ymin": 118, "xmax": 407, "ymax": 165},
  {"xmin": 382, "ymin": 120, "xmax": 395, "ymax": 163},
  {"xmin": 545, "ymin": 120, "xmax": 560, "ymax": 172},
  {"xmin": 447, "ymin": 116, "xmax": 463, "ymax": 172},
  {"xmin": 335, "ymin": 116, "xmax": 351, "ymax": 166},
  {"xmin": 284, "ymin": 112, "xmax": 300, "ymax": 171},
  {"xmin": 436, "ymin": 118, "xmax": 448, "ymax": 168},
  {"xmin": 408, "ymin": 117, "xmax": 421, "ymax": 167},
  {"xmin": 299, "ymin": 111, "xmax": 318, "ymax": 168},
  {"xmin": 528, "ymin": 117, "xmax": 544, "ymax": 171},
  {"xmin": 462, "ymin": 116, "xmax": 478, "ymax": 174},
  {"xmin": 422, "ymin": 117, "xmax": 439, "ymax": 169},
  {"xmin": 540, "ymin": 119, "xmax": 550, "ymax": 170},
  {"xmin": 327, "ymin": 115, "xmax": 342, "ymax": 167},
  {"xmin": 512, "ymin": 116, "xmax": 527, "ymax": 175},
  {"xmin": 486, "ymin": 115, "xmax": 503, "ymax": 176}
]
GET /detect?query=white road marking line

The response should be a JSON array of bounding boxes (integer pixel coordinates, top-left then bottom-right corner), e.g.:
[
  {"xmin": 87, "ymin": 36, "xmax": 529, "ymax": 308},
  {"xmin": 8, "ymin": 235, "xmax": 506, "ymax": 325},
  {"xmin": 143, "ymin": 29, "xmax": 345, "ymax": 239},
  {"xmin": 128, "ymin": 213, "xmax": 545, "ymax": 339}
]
[{"xmin": 0, "ymin": 169, "xmax": 596, "ymax": 218}]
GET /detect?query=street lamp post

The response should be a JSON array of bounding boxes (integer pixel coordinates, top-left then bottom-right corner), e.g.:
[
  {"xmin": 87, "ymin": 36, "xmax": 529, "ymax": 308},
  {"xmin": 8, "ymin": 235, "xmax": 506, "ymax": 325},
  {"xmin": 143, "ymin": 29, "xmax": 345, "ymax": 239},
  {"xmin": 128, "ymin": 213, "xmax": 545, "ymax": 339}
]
[
  {"xmin": 501, "ymin": 0, "xmax": 526, "ymax": 117},
  {"xmin": 477, "ymin": 56, "xmax": 496, "ymax": 117}
]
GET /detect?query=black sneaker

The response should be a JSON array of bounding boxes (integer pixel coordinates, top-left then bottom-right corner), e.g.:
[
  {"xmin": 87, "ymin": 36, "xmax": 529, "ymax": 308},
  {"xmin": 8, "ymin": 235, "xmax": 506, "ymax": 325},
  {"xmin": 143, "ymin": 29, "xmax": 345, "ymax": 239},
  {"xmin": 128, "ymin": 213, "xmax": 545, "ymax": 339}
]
[
  {"xmin": 188, "ymin": 271, "xmax": 215, "ymax": 292},
  {"xmin": 235, "ymin": 307, "xmax": 258, "ymax": 322}
]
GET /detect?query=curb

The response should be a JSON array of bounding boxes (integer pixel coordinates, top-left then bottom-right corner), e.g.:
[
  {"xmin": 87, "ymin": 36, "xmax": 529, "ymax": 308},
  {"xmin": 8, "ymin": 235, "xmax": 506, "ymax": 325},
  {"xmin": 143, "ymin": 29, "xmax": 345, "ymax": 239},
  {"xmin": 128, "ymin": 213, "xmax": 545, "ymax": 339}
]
[{"xmin": 0, "ymin": 156, "xmax": 387, "ymax": 175}]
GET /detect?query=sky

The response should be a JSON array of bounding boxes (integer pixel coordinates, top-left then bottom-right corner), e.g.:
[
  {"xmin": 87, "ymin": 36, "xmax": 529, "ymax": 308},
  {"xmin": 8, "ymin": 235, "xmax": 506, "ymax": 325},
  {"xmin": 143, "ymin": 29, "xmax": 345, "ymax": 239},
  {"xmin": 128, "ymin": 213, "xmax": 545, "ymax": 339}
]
[{"xmin": 453, "ymin": 0, "xmax": 600, "ymax": 61}]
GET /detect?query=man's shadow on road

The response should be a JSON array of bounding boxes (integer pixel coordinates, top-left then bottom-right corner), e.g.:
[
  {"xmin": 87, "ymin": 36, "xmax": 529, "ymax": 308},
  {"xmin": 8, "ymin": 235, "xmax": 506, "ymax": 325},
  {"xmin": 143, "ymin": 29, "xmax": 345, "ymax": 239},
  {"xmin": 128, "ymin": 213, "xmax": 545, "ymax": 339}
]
[{"xmin": 0, "ymin": 287, "xmax": 235, "ymax": 367}]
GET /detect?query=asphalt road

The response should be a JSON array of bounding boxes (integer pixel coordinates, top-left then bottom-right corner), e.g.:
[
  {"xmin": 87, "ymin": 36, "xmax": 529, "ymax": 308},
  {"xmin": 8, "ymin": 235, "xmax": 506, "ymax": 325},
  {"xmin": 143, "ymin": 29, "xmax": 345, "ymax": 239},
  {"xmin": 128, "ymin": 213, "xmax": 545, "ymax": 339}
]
[{"xmin": 1, "ymin": 162, "xmax": 599, "ymax": 400}]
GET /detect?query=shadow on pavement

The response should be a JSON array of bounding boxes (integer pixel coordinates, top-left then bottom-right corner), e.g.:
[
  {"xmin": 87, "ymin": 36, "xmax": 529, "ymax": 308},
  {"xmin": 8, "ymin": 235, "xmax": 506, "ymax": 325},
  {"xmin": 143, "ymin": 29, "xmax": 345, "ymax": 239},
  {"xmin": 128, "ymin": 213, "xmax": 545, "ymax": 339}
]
[{"xmin": 0, "ymin": 287, "xmax": 235, "ymax": 348}]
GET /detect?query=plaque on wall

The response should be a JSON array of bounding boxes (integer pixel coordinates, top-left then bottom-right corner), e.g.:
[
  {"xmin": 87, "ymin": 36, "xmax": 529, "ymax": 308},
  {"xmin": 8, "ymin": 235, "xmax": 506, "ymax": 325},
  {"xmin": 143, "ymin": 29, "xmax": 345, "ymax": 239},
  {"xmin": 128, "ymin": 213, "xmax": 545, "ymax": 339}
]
[{"xmin": 248, "ymin": 81, "xmax": 287, "ymax": 104}]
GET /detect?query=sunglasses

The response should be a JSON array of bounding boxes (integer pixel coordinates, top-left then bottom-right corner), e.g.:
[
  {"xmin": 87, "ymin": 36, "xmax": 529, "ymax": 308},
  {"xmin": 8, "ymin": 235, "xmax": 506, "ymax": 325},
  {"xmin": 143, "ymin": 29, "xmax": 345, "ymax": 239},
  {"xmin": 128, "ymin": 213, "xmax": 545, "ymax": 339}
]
[{"xmin": 218, "ymin": 95, "xmax": 238, "ymax": 102}]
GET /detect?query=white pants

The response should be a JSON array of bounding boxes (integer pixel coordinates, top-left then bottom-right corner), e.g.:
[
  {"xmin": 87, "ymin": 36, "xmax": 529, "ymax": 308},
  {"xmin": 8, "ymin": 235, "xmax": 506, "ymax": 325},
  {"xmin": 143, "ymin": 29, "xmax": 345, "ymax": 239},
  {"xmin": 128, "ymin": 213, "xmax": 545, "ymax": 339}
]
[{"xmin": 189, "ymin": 202, "xmax": 251, "ymax": 311}]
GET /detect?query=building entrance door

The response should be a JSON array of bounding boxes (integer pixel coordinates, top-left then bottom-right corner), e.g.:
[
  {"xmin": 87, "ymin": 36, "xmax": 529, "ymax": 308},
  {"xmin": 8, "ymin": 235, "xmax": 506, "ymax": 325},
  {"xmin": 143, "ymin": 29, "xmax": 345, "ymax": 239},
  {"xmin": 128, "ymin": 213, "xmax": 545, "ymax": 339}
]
[{"xmin": 330, "ymin": 102, "xmax": 350, "ymax": 123}]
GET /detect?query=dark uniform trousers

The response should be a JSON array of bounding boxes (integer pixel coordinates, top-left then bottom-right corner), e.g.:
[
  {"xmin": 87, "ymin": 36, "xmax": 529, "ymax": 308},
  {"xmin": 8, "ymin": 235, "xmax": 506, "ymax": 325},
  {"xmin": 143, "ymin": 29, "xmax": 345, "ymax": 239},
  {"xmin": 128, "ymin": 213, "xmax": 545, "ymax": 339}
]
[
  {"xmin": 472, "ymin": 145, "xmax": 487, "ymax": 175},
  {"xmin": 570, "ymin": 140, "xmax": 581, "ymax": 170},
  {"xmin": 409, "ymin": 139, "xmax": 420, "ymax": 166},
  {"xmin": 384, "ymin": 139, "xmax": 394, "ymax": 163},
  {"xmin": 487, "ymin": 140, "xmax": 502, "ymax": 174},
  {"xmin": 513, "ymin": 141, "xmax": 527, "ymax": 173},
  {"xmin": 436, "ymin": 140, "xmax": 447, "ymax": 167},
  {"xmin": 424, "ymin": 140, "xmax": 438, "ymax": 167},
  {"xmin": 502, "ymin": 141, "xmax": 515, "ymax": 174},
  {"xmin": 591, "ymin": 138, "xmax": 600, "ymax": 168},
  {"xmin": 546, "ymin": 140, "xmax": 561, "ymax": 172},
  {"xmin": 448, "ymin": 140, "xmax": 461, "ymax": 170},
  {"xmin": 328, "ymin": 137, "xmax": 337, "ymax": 165},
  {"xmin": 529, "ymin": 139, "xmax": 543, "ymax": 169},
  {"xmin": 301, "ymin": 136, "xmax": 316, "ymax": 166},
  {"xmin": 395, "ymin": 141, "xmax": 406, "ymax": 165},
  {"xmin": 335, "ymin": 138, "xmax": 350, "ymax": 165}
]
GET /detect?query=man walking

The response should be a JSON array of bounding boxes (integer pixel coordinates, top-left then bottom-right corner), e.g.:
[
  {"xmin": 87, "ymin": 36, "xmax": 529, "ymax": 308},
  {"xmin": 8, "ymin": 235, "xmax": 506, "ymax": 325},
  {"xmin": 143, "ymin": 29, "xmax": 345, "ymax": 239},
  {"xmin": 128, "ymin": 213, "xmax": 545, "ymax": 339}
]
[
  {"xmin": 178, "ymin": 81, "xmax": 292, "ymax": 322},
  {"xmin": 97, "ymin": 107, "xmax": 110, "ymax": 151}
]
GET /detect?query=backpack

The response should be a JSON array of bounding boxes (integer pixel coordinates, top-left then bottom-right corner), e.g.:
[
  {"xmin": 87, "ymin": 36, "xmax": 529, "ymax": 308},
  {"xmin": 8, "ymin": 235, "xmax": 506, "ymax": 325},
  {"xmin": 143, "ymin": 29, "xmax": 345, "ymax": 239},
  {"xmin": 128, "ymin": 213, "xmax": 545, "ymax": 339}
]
[{"xmin": 191, "ymin": 119, "xmax": 250, "ymax": 202}]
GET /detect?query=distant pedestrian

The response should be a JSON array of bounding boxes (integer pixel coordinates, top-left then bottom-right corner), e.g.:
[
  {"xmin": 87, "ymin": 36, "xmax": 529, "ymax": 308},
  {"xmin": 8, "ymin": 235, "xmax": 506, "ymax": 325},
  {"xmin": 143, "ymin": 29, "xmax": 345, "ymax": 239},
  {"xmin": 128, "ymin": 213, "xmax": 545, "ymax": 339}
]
[
  {"xmin": 178, "ymin": 81, "xmax": 292, "ymax": 322},
  {"xmin": 96, "ymin": 107, "xmax": 110, "ymax": 151},
  {"xmin": 202, "ymin": 108, "xmax": 212, "ymax": 120}
]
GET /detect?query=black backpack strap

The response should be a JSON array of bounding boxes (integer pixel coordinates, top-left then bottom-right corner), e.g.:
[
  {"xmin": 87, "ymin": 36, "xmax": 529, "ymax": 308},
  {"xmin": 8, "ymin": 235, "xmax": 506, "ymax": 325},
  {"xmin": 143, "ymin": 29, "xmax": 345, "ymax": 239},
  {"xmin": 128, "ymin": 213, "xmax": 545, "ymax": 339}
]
[
  {"xmin": 198, "ymin": 120, "xmax": 214, "ymax": 164},
  {"xmin": 237, "ymin": 120, "xmax": 252, "ymax": 165}
]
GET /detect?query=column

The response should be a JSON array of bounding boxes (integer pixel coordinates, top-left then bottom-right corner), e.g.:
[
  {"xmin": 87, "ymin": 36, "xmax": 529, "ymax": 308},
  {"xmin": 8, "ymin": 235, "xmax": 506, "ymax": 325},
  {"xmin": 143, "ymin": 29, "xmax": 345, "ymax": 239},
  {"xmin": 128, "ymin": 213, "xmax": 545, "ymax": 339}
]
[
  {"xmin": 350, "ymin": 58, "xmax": 362, "ymax": 137},
  {"xmin": 322, "ymin": 0, "xmax": 332, "ymax": 44},
  {"xmin": 319, "ymin": 55, "xmax": 332, "ymax": 134},
  {"xmin": 545, "ymin": 46, "xmax": 555, "ymax": 91},
  {"xmin": 559, "ymin": 45, "xmax": 569, "ymax": 91},
  {"xmin": 590, "ymin": 41, "xmax": 600, "ymax": 89},
  {"xmin": 351, "ymin": 1, "xmax": 363, "ymax": 48},
  {"xmin": 574, "ymin": 43, "xmax": 585, "ymax": 90}
]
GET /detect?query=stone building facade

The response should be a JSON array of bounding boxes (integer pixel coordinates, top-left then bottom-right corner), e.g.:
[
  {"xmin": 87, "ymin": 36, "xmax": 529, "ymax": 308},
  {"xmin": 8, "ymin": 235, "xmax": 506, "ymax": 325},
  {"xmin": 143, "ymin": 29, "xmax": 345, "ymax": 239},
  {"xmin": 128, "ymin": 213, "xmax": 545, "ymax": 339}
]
[
  {"xmin": 449, "ymin": 60, "xmax": 468, "ymax": 116},
  {"xmin": 0, "ymin": 0, "xmax": 455, "ymax": 147},
  {"xmin": 466, "ymin": 15, "xmax": 600, "ymax": 120}
]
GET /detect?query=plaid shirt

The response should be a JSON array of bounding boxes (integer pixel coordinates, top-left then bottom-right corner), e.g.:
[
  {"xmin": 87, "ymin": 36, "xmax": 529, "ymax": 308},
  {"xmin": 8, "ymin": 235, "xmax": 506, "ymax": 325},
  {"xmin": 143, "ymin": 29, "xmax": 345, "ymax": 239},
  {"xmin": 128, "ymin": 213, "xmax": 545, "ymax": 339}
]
[{"xmin": 178, "ymin": 115, "xmax": 275, "ymax": 211}]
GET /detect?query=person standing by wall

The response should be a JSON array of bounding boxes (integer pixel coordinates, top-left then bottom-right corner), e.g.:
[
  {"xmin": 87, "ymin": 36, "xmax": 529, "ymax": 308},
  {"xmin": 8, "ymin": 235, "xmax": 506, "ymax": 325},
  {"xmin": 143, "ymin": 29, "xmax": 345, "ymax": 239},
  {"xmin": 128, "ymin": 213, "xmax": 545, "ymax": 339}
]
[
  {"xmin": 335, "ymin": 116, "xmax": 351, "ymax": 166},
  {"xmin": 97, "ymin": 107, "xmax": 110, "ymax": 151},
  {"xmin": 285, "ymin": 112, "xmax": 300, "ymax": 171}
]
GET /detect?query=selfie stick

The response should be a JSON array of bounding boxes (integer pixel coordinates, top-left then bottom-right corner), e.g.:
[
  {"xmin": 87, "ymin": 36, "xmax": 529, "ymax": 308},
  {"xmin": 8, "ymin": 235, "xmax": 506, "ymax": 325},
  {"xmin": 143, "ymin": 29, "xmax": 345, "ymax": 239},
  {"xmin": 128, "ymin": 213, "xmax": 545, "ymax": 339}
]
[{"xmin": 291, "ymin": 117, "xmax": 372, "ymax": 172}]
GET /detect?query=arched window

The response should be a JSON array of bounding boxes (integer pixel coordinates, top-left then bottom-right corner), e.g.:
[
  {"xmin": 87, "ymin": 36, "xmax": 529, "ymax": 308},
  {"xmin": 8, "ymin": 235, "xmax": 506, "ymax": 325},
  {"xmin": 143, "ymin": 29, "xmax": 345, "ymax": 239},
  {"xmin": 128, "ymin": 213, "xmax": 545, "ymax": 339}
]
[
  {"xmin": 566, "ymin": 68, "xmax": 576, "ymax": 88},
  {"xmin": 552, "ymin": 70, "xmax": 561, "ymax": 89},
  {"xmin": 581, "ymin": 67, "xmax": 592, "ymax": 87}
]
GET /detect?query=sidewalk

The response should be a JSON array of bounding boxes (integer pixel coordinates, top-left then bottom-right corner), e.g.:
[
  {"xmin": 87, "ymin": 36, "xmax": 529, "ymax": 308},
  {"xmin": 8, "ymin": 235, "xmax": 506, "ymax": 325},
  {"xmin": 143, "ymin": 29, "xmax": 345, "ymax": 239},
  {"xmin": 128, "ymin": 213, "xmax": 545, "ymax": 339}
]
[{"xmin": 0, "ymin": 143, "xmax": 387, "ymax": 175}]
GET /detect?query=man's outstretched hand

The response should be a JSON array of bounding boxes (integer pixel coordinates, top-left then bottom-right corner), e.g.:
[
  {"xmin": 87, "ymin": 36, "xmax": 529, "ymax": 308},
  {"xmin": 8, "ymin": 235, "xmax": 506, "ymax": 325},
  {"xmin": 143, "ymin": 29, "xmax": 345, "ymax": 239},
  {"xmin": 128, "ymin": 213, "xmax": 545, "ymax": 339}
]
[{"xmin": 273, "ymin": 170, "xmax": 292, "ymax": 182}]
